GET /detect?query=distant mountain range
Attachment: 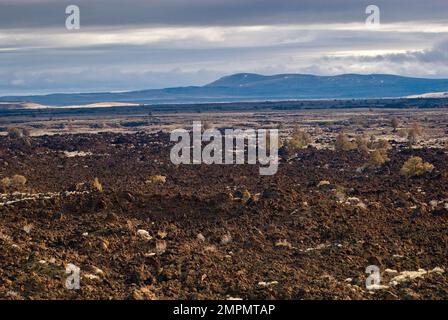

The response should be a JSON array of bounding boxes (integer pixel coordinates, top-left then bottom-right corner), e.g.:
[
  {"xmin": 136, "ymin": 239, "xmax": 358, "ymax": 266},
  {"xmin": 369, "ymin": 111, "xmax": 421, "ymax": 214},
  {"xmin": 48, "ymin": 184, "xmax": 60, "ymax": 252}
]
[{"xmin": 2, "ymin": 73, "xmax": 448, "ymax": 106}]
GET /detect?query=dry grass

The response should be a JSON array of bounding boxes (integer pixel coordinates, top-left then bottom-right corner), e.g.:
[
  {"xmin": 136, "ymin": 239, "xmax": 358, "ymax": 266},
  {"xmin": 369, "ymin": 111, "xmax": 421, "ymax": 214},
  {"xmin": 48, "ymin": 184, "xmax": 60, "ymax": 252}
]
[
  {"xmin": 1, "ymin": 175, "xmax": 27, "ymax": 192},
  {"xmin": 92, "ymin": 177, "xmax": 103, "ymax": 192},
  {"xmin": 0, "ymin": 177, "xmax": 11, "ymax": 190},
  {"xmin": 146, "ymin": 175, "xmax": 167, "ymax": 185},
  {"xmin": 11, "ymin": 175, "xmax": 27, "ymax": 187}
]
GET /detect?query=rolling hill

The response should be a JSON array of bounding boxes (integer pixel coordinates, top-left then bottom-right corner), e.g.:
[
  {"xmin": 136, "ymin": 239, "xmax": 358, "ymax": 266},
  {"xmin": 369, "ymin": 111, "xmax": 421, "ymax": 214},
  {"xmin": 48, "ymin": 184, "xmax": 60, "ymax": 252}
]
[{"xmin": 2, "ymin": 73, "xmax": 448, "ymax": 106}]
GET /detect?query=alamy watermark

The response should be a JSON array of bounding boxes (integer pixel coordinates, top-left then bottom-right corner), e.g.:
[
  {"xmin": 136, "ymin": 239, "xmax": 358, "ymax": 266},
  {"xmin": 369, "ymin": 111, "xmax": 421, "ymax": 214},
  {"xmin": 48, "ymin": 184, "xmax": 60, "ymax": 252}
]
[
  {"xmin": 365, "ymin": 265, "xmax": 382, "ymax": 289},
  {"xmin": 170, "ymin": 121, "xmax": 279, "ymax": 176},
  {"xmin": 64, "ymin": 5, "xmax": 380, "ymax": 31},
  {"xmin": 65, "ymin": 263, "xmax": 80, "ymax": 290},
  {"xmin": 365, "ymin": 5, "xmax": 381, "ymax": 28},
  {"xmin": 65, "ymin": 5, "xmax": 80, "ymax": 30}
]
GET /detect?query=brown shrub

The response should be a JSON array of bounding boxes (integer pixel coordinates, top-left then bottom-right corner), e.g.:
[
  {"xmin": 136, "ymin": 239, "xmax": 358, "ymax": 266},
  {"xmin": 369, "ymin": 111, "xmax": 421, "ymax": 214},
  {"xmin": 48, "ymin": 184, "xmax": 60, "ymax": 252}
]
[
  {"xmin": 367, "ymin": 149, "xmax": 389, "ymax": 168},
  {"xmin": 407, "ymin": 123, "xmax": 423, "ymax": 148},
  {"xmin": 92, "ymin": 177, "xmax": 103, "ymax": 192},
  {"xmin": 11, "ymin": 175, "xmax": 27, "ymax": 187},
  {"xmin": 355, "ymin": 136, "xmax": 369, "ymax": 154},
  {"xmin": 241, "ymin": 189, "xmax": 251, "ymax": 203},
  {"xmin": 1, "ymin": 177, "xmax": 11, "ymax": 191},
  {"xmin": 7, "ymin": 127, "xmax": 24, "ymax": 139},
  {"xmin": 391, "ymin": 117, "xmax": 399, "ymax": 132},
  {"xmin": 146, "ymin": 175, "xmax": 166, "ymax": 185},
  {"xmin": 407, "ymin": 130, "xmax": 418, "ymax": 147},
  {"xmin": 398, "ymin": 129, "xmax": 408, "ymax": 138},
  {"xmin": 369, "ymin": 139, "xmax": 391, "ymax": 150},
  {"xmin": 334, "ymin": 132, "xmax": 356, "ymax": 151},
  {"xmin": 286, "ymin": 129, "xmax": 312, "ymax": 150},
  {"xmin": 411, "ymin": 122, "xmax": 423, "ymax": 135},
  {"xmin": 400, "ymin": 157, "xmax": 434, "ymax": 177},
  {"xmin": 7, "ymin": 127, "xmax": 32, "ymax": 147},
  {"xmin": 1, "ymin": 175, "xmax": 27, "ymax": 191}
]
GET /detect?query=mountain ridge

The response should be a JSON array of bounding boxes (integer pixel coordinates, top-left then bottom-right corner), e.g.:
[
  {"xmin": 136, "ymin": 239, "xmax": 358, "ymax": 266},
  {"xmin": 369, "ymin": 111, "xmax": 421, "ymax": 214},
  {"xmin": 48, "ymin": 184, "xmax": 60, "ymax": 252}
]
[{"xmin": 2, "ymin": 73, "xmax": 448, "ymax": 106}]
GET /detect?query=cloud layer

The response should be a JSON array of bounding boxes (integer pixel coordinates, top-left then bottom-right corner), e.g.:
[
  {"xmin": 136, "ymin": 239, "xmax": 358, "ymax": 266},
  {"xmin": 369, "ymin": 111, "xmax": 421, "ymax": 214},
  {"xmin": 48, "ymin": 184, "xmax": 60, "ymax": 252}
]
[{"xmin": 0, "ymin": 0, "xmax": 447, "ymax": 95}]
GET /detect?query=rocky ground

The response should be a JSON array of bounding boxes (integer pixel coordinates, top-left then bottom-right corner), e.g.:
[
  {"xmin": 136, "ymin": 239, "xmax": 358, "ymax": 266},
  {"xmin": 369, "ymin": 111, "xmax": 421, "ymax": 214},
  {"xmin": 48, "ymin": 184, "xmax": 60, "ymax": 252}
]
[{"xmin": 0, "ymin": 132, "xmax": 447, "ymax": 300}]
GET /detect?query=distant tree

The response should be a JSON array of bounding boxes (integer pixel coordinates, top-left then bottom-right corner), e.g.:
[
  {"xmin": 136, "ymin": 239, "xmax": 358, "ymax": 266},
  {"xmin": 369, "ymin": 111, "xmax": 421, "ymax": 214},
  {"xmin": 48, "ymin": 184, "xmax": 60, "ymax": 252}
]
[
  {"xmin": 407, "ymin": 123, "xmax": 423, "ymax": 148},
  {"xmin": 407, "ymin": 130, "xmax": 417, "ymax": 147},
  {"xmin": 411, "ymin": 122, "xmax": 423, "ymax": 135},
  {"xmin": 391, "ymin": 118, "xmax": 399, "ymax": 132}
]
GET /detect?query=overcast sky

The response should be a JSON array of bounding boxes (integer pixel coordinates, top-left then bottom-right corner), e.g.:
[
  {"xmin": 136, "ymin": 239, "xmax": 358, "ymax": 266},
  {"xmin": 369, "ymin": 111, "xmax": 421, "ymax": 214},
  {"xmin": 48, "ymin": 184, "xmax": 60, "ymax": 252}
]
[{"xmin": 1, "ymin": 0, "xmax": 448, "ymax": 95}]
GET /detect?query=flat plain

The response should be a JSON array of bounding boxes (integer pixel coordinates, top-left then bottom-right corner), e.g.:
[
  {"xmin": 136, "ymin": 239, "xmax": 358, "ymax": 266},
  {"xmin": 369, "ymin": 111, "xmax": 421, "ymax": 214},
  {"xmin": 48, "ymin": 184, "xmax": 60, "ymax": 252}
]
[{"xmin": 0, "ymin": 101, "xmax": 447, "ymax": 299}]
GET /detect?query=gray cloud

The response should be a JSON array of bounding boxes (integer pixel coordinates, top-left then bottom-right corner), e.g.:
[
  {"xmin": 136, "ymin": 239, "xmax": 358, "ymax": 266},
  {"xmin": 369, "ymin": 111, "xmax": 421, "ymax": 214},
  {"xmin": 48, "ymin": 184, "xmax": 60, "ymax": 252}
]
[
  {"xmin": 330, "ymin": 40, "xmax": 448, "ymax": 65},
  {"xmin": 1, "ymin": 0, "xmax": 448, "ymax": 95},
  {"xmin": 314, "ymin": 39, "xmax": 448, "ymax": 78},
  {"xmin": 1, "ymin": 0, "xmax": 448, "ymax": 28}
]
